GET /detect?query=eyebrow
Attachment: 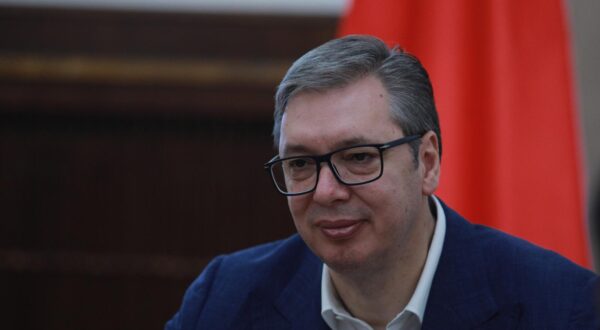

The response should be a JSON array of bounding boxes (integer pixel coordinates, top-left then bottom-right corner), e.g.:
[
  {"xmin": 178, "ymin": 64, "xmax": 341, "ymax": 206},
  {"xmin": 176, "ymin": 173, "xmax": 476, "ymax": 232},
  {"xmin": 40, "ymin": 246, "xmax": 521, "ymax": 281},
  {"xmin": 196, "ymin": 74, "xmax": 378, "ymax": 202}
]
[{"xmin": 281, "ymin": 136, "xmax": 374, "ymax": 157}]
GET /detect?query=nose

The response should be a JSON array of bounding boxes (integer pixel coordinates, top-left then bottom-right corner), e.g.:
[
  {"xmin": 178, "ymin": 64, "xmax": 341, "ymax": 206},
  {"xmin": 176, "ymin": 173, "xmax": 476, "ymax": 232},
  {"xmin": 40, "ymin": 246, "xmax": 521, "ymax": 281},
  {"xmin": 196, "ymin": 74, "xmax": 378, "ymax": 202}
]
[{"xmin": 312, "ymin": 163, "xmax": 351, "ymax": 205}]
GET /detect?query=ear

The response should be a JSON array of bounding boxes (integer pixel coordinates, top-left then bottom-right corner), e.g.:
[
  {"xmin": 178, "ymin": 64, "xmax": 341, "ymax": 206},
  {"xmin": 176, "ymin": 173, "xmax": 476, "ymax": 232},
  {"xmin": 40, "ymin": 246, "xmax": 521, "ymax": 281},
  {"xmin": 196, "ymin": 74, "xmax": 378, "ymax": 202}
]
[{"xmin": 419, "ymin": 131, "xmax": 440, "ymax": 196}]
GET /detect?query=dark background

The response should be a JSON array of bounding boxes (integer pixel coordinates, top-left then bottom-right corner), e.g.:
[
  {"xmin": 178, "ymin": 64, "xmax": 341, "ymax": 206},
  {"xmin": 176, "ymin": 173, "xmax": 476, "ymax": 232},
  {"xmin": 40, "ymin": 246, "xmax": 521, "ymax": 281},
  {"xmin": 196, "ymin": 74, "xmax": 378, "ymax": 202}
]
[{"xmin": 0, "ymin": 6, "xmax": 337, "ymax": 329}]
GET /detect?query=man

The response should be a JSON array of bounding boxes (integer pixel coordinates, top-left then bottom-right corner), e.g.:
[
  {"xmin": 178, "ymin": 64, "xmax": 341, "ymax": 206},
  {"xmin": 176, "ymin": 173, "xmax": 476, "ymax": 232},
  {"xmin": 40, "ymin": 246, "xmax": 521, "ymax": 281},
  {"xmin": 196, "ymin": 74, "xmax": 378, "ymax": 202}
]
[{"xmin": 166, "ymin": 35, "xmax": 598, "ymax": 329}]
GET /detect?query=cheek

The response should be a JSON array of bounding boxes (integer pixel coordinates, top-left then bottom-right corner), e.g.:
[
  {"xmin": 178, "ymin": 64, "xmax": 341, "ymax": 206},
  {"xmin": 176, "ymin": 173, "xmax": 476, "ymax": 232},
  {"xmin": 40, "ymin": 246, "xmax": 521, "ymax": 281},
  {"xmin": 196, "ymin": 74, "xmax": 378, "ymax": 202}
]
[
  {"xmin": 357, "ymin": 176, "xmax": 396, "ymax": 205},
  {"xmin": 355, "ymin": 174, "xmax": 411, "ymax": 222},
  {"xmin": 287, "ymin": 196, "xmax": 310, "ymax": 224}
]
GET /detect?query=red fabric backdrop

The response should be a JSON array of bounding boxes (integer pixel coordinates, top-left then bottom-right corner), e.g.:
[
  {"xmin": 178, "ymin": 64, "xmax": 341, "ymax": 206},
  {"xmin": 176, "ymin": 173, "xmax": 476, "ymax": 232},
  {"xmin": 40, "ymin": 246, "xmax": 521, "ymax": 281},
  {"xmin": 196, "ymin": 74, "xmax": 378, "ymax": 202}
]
[{"xmin": 339, "ymin": 0, "xmax": 590, "ymax": 267}]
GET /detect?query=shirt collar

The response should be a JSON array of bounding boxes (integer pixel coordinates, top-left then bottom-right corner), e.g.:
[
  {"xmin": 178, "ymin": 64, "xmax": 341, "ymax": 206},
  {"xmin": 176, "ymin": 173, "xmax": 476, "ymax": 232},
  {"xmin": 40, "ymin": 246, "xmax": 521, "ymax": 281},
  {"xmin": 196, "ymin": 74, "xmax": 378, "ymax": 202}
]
[{"xmin": 321, "ymin": 195, "xmax": 447, "ymax": 328}]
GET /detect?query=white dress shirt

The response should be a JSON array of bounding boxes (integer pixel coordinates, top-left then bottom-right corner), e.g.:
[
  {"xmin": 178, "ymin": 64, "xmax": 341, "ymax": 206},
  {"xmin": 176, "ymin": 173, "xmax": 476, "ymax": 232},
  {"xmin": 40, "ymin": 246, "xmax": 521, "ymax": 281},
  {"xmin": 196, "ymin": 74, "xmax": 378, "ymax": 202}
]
[{"xmin": 321, "ymin": 196, "xmax": 446, "ymax": 330}]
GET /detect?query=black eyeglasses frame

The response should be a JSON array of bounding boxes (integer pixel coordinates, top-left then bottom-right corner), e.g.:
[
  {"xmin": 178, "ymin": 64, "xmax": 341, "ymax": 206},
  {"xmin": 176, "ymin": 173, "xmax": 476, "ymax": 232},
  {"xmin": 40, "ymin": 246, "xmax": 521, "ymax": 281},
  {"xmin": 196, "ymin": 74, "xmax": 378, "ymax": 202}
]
[{"xmin": 263, "ymin": 133, "xmax": 423, "ymax": 196}]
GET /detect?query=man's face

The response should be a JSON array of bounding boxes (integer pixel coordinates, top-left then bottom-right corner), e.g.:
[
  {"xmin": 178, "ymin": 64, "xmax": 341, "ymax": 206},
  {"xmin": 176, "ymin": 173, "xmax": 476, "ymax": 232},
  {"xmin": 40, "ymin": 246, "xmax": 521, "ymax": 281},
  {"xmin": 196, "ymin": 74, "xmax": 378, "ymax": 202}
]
[{"xmin": 279, "ymin": 75, "xmax": 436, "ymax": 272}]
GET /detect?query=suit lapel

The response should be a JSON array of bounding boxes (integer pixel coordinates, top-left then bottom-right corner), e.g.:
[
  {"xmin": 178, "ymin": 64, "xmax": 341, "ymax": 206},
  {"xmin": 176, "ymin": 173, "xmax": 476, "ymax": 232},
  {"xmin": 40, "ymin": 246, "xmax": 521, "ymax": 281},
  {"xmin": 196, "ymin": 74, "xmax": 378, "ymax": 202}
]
[
  {"xmin": 270, "ymin": 244, "xmax": 329, "ymax": 330},
  {"xmin": 422, "ymin": 203, "xmax": 520, "ymax": 329}
]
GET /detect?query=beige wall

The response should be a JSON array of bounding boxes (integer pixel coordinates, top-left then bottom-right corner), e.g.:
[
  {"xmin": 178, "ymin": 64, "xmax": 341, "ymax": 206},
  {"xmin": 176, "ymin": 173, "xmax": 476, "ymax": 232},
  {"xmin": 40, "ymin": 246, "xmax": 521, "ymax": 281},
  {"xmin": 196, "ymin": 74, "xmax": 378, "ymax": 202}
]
[{"xmin": 568, "ymin": 0, "xmax": 600, "ymax": 269}]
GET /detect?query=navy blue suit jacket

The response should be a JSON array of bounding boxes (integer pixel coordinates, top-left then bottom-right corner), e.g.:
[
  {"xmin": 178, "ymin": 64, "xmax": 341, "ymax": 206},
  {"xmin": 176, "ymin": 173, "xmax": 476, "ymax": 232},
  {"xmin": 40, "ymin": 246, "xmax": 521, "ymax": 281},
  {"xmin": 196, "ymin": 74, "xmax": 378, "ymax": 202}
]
[{"xmin": 166, "ymin": 203, "xmax": 599, "ymax": 329}]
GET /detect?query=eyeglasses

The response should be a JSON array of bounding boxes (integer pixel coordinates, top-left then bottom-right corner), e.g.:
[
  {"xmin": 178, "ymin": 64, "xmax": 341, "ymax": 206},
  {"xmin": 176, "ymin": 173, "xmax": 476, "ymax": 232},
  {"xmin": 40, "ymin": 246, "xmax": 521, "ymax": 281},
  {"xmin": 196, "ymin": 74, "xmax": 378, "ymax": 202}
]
[{"xmin": 264, "ymin": 134, "xmax": 423, "ymax": 196}]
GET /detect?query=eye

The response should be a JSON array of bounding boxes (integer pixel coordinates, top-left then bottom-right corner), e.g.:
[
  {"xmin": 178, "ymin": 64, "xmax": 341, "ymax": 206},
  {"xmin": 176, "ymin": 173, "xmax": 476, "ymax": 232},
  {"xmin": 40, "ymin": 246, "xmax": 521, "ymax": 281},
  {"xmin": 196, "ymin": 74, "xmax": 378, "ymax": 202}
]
[
  {"xmin": 288, "ymin": 158, "xmax": 308, "ymax": 168},
  {"xmin": 349, "ymin": 152, "xmax": 371, "ymax": 162},
  {"xmin": 343, "ymin": 150, "xmax": 377, "ymax": 163},
  {"xmin": 284, "ymin": 158, "xmax": 315, "ymax": 172}
]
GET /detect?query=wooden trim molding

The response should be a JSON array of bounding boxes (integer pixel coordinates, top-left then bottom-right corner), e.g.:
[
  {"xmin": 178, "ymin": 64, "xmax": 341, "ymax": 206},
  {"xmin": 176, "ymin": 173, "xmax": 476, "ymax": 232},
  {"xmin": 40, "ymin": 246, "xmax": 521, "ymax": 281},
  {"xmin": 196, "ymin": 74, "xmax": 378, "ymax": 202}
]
[
  {"xmin": 0, "ymin": 54, "xmax": 289, "ymax": 86},
  {"xmin": 0, "ymin": 248, "xmax": 209, "ymax": 280}
]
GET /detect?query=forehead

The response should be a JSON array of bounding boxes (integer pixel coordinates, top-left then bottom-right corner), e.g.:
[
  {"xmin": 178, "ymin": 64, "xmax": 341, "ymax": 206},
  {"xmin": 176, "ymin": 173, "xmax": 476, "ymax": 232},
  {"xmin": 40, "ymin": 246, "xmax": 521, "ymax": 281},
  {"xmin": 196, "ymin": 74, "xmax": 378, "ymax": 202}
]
[{"xmin": 280, "ymin": 75, "xmax": 402, "ymax": 154}]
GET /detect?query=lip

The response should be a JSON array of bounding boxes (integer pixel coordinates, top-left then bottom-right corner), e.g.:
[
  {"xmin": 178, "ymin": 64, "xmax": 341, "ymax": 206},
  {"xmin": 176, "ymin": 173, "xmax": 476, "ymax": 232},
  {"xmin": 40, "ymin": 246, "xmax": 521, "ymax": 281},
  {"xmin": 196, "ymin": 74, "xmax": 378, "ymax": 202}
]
[{"xmin": 316, "ymin": 219, "xmax": 365, "ymax": 241}]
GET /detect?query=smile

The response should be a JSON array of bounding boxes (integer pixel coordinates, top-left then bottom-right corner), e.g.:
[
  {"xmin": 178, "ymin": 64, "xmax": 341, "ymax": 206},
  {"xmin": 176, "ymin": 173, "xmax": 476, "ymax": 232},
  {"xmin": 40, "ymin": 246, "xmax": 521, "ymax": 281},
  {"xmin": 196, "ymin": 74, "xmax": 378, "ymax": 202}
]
[{"xmin": 317, "ymin": 219, "xmax": 365, "ymax": 240}]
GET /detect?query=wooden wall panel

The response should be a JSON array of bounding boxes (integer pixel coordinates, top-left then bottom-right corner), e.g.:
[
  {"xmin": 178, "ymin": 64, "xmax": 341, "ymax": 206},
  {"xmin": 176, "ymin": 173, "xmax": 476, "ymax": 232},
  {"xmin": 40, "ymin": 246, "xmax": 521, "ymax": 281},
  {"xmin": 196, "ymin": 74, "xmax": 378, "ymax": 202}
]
[
  {"xmin": 0, "ymin": 6, "xmax": 335, "ymax": 60},
  {"xmin": 0, "ymin": 5, "xmax": 337, "ymax": 330}
]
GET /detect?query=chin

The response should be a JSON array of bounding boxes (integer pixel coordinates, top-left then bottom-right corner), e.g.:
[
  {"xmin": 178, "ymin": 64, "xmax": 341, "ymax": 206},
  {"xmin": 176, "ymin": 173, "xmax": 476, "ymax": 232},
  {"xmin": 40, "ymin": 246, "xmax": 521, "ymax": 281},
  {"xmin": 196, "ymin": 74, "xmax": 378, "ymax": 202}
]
[
  {"xmin": 299, "ymin": 226, "xmax": 379, "ymax": 272},
  {"xmin": 318, "ymin": 245, "xmax": 374, "ymax": 273}
]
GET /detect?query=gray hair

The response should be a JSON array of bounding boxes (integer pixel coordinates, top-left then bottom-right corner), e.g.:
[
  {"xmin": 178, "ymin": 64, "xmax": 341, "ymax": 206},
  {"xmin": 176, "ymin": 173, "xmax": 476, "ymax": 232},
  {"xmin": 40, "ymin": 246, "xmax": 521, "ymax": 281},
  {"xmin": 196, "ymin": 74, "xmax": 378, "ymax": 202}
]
[{"xmin": 273, "ymin": 35, "xmax": 442, "ymax": 160}]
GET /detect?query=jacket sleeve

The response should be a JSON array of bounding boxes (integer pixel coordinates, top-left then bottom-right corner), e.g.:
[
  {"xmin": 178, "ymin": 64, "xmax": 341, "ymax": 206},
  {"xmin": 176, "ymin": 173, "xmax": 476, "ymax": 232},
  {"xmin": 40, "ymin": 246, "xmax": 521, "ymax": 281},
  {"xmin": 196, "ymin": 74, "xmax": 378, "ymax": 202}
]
[{"xmin": 165, "ymin": 256, "xmax": 225, "ymax": 330}]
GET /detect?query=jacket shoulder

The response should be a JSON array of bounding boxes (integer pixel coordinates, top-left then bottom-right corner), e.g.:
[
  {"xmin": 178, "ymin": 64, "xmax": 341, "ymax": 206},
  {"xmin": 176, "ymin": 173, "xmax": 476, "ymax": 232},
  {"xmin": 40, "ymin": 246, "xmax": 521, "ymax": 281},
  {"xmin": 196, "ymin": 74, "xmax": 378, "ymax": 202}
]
[
  {"xmin": 166, "ymin": 234, "xmax": 320, "ymax": 330},
  {"xmin": 442, "ymin": 202, "xmax": 594, "ymax": 281},
  {"xmin": 440, "ymin": 203, "xmax": 598, "ymax": 328}
]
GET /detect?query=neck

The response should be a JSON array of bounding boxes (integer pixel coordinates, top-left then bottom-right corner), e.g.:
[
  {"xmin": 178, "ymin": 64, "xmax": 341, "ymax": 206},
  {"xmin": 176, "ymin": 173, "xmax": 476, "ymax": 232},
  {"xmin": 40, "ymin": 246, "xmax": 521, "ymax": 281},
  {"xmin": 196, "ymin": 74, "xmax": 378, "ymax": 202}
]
[{"xmin": 328, "ymin": 198, "xmax": 436, "ymax": 327}]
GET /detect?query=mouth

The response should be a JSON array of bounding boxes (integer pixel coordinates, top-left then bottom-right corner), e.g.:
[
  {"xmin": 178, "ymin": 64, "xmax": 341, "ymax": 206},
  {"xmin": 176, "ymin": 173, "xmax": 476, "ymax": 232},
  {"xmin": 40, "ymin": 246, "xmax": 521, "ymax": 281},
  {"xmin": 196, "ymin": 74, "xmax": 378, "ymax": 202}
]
[{"xmin": 316, "ymin": 219, "xmax": 365, "ymax": 241}]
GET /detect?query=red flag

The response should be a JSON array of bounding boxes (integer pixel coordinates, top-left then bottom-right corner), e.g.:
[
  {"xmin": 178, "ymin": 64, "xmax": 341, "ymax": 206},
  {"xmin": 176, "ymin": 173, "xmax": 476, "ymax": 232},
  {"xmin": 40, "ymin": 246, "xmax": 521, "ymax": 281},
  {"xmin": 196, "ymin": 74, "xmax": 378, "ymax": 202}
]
[{"xmin": 339, "ymin": 0, "xmax": 590, "ymax": 267}]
